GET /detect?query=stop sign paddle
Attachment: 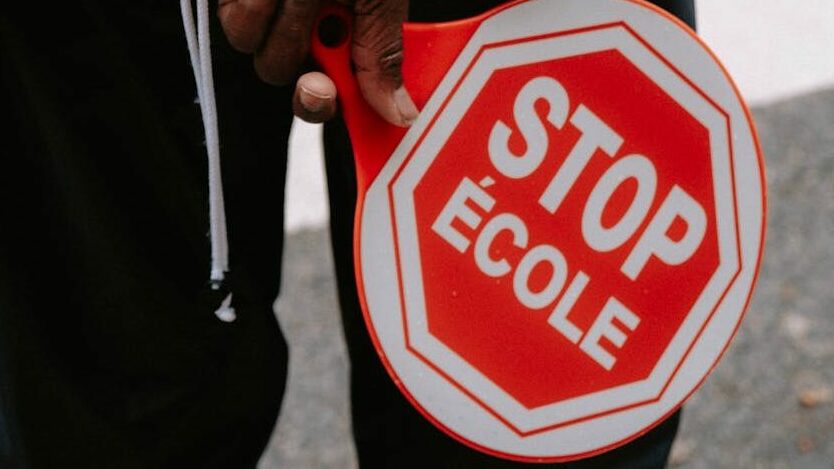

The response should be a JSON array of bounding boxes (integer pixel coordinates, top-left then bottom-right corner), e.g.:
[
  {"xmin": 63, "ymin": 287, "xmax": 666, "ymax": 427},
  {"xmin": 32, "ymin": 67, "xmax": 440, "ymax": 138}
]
[{"xmin": 312, "ymin": 0, "xmax": 766, "ymax": 462}]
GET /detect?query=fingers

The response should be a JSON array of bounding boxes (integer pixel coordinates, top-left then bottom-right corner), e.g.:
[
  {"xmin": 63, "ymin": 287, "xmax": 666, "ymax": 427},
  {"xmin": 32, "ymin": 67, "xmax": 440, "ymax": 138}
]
[
  {"xmin": 293, "ymin": 72, "xmax": 338, "ymax": 123},
  {"xmin": 352, "ymin": 0, "xmax": 418, "ymax": 127},
  {"xmin": 254, "ymin": 0, "xmax": 322, "ymax": 85},
  {"xmin": 218, "ymin": 0, "xmax": 417, "ymax": 126},
  {"xmin": 218, "ymin": 0, "xmax": 278, "ymax": 53}
]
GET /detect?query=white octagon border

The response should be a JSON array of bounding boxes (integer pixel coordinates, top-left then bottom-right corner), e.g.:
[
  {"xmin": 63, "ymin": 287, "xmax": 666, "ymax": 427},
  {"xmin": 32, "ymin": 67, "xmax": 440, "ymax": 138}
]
[
  {"xmin": 389, "ymin": 25, "xmax": 738, "ymax": 433},
  {"xmin": 358, "ymin": 0, "xmax": 764, "ymax": 460}
]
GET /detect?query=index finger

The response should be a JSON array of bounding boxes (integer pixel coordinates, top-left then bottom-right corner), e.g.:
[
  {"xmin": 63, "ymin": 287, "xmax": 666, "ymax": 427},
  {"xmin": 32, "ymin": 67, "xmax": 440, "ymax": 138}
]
[
  {"xmin": 218, "ymin": 0, "xmax": 278, "ymax": 53},
  {"xmin": 254, "ymin": 0, "xmax": 322, "ymax": 85},
  {"xmin": 351, "ymin": 0, "xmax": 418, "ymax": 127}
]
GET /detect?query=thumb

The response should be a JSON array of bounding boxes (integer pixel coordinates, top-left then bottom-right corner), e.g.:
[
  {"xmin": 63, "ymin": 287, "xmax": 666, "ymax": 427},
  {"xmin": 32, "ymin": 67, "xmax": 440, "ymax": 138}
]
[{"xmin": 350, "ymin": 0, "xmax": 418, "ymax": 127}]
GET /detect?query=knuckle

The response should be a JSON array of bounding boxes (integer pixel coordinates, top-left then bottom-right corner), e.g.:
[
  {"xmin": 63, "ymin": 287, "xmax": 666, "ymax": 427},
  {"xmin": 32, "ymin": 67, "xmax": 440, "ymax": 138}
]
[
  {"xmin": 377, "ymin": 45, "xmax": 404, "ymax": 84},
  {"xmin": 353, "ymin": 37, "xmax": 403, "ymax": 85},
  {"xmin": 224, "ymin": 25, "xmax": 259, "ymax": 52},
  {"xmin": 281, "ymin": 0, "xmax": 320, "ymax": 23},
  {"xmin": 276, "ymin": 21, "xmax": 308, "ymax": 42},
  {"xmin": 241, "ymin": 0, "xmax": 277, "ymax": 17},
  {"xmin": 218, "ymin": 1, "xmax": 278, "ymax": 52},
  {"xmin": 354, "ymin": 0, "xmax": 384, "ymax": 16},
  {"xmin": 283, "ymin": 0, "xmax": 314, "ymax": 9}
]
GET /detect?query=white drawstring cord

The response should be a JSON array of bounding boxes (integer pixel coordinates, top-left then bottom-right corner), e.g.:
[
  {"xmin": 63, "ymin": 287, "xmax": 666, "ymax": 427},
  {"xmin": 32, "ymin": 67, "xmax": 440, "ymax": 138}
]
[{"xmin": 180, "ymin": 0, "xmax": 236, "ymax": 322}]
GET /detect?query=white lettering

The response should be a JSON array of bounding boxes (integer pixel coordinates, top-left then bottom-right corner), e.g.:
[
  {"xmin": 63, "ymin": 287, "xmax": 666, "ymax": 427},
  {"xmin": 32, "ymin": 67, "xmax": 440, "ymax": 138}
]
[
  {"xmin": 513, "ymin": 244, "xmax": 568, "ymax": 310},
  {"xmin": 474, "ymin": 213, "xmax": 529, "ymax": 277},
  {"xmin": 579, "ymin": 297, "xmax": 640, "ymax": 370},
  {"xmin": 546, "ymin": 270, "xmax": 590, "ymax": 344},
  {"xmin": 538, "ymin": 105, "xmax": 624, "ymax": 213},
  {"xmin": 432, "ymin": 177, "xmax": 496, "ymax": 253},
  {"xmin": 582, "ymin": 154, "xmax": 657, "ymax": 252},
  {"xmin": 621, "ymin": 185, "xmax": 707, "ymax": 281},
  {"xmin": 489, "ymin": 77, "xmax": 570, "ymax": 179}
]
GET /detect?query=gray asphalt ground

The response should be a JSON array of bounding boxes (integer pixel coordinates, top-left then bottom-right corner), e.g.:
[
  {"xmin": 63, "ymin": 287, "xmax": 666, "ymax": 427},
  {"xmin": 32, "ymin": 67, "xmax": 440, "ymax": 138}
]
[{"xmin": 258, "ymin": 87, "xmax": 834, "ymax": 468}]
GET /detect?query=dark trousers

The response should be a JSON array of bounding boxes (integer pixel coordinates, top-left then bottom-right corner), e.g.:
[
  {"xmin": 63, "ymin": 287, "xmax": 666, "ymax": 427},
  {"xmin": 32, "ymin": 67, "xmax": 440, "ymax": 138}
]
[{"xmin": 0, "ymin": 0, "xmax": 693, "ymax": 467}]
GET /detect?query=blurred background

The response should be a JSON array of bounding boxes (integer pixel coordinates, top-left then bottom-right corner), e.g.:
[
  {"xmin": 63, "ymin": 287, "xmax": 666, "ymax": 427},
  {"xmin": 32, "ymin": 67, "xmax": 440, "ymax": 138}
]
[{"xmin": 260, "ymin": 1, "xmax": 834, "ymax": 467}]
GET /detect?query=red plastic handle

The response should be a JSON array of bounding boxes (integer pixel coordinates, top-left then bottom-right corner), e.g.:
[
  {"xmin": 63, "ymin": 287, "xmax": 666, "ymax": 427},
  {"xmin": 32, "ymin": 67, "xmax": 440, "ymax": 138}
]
[
  {"xmin": 310, "ymin": 4, "xmax": 407, "ymax": 190},
  {"xmin": 310, "ymin": 3, "xmax": 487, "ymax": 189}
]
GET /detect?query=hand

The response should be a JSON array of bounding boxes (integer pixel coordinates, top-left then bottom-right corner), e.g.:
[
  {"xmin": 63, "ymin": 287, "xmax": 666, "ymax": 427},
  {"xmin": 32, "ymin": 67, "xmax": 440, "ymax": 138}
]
[{"xmin": 218, "ymin": 0, "xmax": 419, "ymax": 127}]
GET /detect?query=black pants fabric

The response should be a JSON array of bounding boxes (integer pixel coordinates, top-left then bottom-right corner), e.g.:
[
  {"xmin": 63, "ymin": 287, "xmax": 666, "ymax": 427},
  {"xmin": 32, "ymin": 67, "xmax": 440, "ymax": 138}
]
[
  {"xmin": 0, "ymin": 0, "xmax": 693, "ymax": 467},
  {"xmin": 1, "ymin": 2, "xmax": 291, "ymax": 467}
]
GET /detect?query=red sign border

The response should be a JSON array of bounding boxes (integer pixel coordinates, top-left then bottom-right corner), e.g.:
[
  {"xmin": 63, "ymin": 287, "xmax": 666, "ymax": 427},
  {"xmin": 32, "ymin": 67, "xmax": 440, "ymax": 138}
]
[
  {"xmin": 389, "ymin": 21, "xmax": 740, "ymax": 433},
  {"xmin": 354, "ymin": 0, "xmax": 768, "ymax": 463}
]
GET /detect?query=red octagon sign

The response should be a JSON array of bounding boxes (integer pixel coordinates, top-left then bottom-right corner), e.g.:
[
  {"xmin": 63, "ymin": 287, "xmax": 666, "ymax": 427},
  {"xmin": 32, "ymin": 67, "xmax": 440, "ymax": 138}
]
[{"xmin": 356, "ymin": 0, "xmax": 765, "ymax": 462}]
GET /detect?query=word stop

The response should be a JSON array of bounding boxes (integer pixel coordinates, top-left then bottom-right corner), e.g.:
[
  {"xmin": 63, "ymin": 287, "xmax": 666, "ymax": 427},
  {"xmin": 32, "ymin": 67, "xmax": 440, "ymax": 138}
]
[{"xmin": 432, "ymin": 75, "xmax": 707, "ymax": 370}]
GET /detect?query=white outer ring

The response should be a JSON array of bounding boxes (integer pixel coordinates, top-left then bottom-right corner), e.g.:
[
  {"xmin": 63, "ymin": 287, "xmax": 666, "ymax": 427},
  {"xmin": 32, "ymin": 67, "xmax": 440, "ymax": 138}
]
[{"xmin": 358, "ymin": 0, "xmax": 764, "ymax": 460}]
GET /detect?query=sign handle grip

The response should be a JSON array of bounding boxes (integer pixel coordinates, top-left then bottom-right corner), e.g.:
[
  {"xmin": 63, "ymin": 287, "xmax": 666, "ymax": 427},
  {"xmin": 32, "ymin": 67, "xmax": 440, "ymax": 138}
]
[{"xmin": 311, "ymin": 2, "xmax": 407, "ymax": 189}]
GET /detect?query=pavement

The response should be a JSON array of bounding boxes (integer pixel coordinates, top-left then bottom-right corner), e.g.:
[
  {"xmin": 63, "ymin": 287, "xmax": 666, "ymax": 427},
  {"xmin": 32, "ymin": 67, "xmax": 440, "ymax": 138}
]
[
  {"xmin": 669, "ymin": 86, "xmax": 834, "ymax": 468},
  {"xmin": 257, "ymin": 87, "xmax": 834, "ymax": 468}
]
